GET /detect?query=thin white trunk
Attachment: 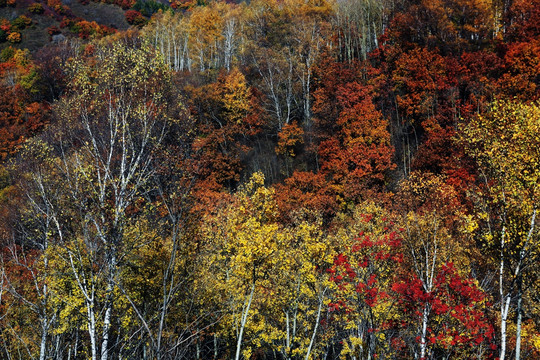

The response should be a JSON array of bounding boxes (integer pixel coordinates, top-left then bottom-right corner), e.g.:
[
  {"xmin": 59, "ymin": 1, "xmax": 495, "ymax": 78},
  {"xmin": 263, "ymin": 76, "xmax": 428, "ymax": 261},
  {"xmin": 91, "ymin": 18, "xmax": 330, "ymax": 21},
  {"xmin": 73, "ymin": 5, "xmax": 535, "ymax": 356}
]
[
  {"xmin": 285, "ymin": 50, "xmax": 293, "ymax": 125},
  {"xmin": 305, "ymin": 289, "xmax": 325, "ymax": 360},
  {"xmin": 39, "ymin": 251, "xmax": 50, "ymax": 360},
  {"xmin": 224, "ymin": 18, "xmax": 236, "ymax": 71},
  {"xmin": 173, "ymin": 37, "xmax": 179, "ymax": 71},
  {"xmin": 88, "ymin": 301, "xmax": 97, "ymax": 360},
  {"xmin": 235, "ymin": 283, "xmax": 255, "ymax": 360},
  {"xmin": 500, "ymin": 294, "xmax": 511, "ymax": 360},
  {"xmin": 156, "ymin": 223, "xmax": 179, "ymax": 358},
  {"xmin": 101, "ymin": 301, "xmax": 112, "ymax": 360},
  {"xmin": 515, "ymin": 209, "xmax": 536, "ymax": 360},
  {"xmin": 500, "ymin": 225, "xmax": 508, "ymax": 360},
  {"xmin": 420, "ymin": 304, "xmax": 429, "ymax": 360},
  {"xmin": 39, "ymin": 318, "xmax": 47, "ymax": 360}
]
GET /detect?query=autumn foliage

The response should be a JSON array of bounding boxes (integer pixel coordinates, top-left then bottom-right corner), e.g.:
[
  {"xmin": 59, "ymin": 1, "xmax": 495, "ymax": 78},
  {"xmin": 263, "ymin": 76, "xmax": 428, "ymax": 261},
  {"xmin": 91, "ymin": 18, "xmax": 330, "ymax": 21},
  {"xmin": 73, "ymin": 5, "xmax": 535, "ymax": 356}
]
[{"xmin": 1, "ymin": 0, "xmax": 540, "ymax": 359}]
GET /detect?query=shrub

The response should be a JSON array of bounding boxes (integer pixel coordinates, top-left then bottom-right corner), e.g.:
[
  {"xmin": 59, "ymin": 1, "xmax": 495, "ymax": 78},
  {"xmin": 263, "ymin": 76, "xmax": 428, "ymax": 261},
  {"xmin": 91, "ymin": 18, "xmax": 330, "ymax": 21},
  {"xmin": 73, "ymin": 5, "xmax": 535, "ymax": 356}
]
[
  {"xmin": 11, "ymin": 16, "xmax": 32, "ymax": 31},
  {"xmin": 47, "ymin": 25, "xmax": 61, "ymax": 36},
  {"xmin": 0, "ymin": 46, "xmax": 15, "ymax": 61},
  {"xmin": 59, "ymin": 18, "xmax": 75, "ymax": 29},
  {"xmin": 133, "ymin": 0, "xmax": 168, "ymax": 17},
  {"xmin": 0, "ymin": 18, "xmax": 11, "ymax": 33},
  {"xmin": 124, "ymin": 9, "xmax": 146, "ymax": 27},
  {"xmin": 118, "ymin": 0, "xmax": 134, "ymax": 9},
  {"xmin": 28, "ymin": 3, "xmax": 45, "ymax": 13},
  {"xmin": 7, "ymin": 31, "xmax": 21, "ymax": 43}
]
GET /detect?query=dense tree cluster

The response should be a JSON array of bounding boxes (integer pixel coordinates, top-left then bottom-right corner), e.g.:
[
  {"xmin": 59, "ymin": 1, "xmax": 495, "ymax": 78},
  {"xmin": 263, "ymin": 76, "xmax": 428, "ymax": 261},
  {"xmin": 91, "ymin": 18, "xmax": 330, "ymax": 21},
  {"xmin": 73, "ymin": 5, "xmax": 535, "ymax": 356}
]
[{"xmin": 1, "ymin": 0, "xmax": 540, "ymax": 359}]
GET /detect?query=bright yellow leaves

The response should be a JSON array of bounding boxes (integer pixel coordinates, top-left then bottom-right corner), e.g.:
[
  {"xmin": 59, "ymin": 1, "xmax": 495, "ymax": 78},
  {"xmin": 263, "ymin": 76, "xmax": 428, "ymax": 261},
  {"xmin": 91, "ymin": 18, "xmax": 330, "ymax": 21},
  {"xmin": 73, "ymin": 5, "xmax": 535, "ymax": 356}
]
[
  {"xmin": 462, "ymin": 101, "xmax": 540, "ymax": 192},
  {"xmin": 460, "ymin": 99, "xmax": 540, "ymax": 359},
  {"xmin": 197, "ymin": 172, "xmax": 334, "ymax": 358},
  {"xmin": 197, "ymin": 173, "xmax": 285, "ymax": 353},
  {"xmin": 461, "ymin": 99, "xmax": 540, "ymax": 232},
  {"xmin": 199, "ymin": 171, "xmax": 283, "ymax": 291},
  {"xmin": 218, "ymin": 68, "xmax": 252, "ymax": 124},
  {"xmin": 461, "ymin": 100, "xmax": 540, "ymax": 231}
]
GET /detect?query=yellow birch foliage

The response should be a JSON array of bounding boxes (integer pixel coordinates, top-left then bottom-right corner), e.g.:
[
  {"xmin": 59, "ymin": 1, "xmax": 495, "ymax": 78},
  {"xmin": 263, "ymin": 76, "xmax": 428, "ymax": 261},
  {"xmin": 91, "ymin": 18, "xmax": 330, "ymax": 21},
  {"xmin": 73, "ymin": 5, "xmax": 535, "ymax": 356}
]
[
  {"xmin": 460, "ymin": 100, "xmax": 540, "ymax": 251},
  {"xmin": 461, "ymin": 100, "xmax": 540, "ymax": 208},
  {"xmin": 460, "ymin": 100, "xmax": 540, "ymax": 352},
  {"xmin": 197, "ymin": 173, "xmax": 335, "ymax": 357},
  {"xmin": 197, "ymin": 172, "xmax": 287, "ymax": 352}
]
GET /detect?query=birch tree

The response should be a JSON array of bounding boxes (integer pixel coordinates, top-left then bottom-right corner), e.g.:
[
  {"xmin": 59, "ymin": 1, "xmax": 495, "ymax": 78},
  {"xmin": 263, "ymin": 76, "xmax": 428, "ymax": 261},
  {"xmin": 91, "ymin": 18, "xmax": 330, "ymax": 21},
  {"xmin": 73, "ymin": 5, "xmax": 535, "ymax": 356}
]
[
  {"xmin": 24, "ymin": 41, "xmax": 179, "ymax": 360},
  {"xmin": 143, "ymin": 11, "xmax": 192, "ymax": 71},
  {"xmin": 198, "ymin": 173, "xmax": 294, "ymax": 359},
  {"xmin": 461, "ymin": 100, "xmax": 540, "ymax": 360},
  {"xmin": 332, "ymin": 0, "xmax": 387, "ymax": 62}
]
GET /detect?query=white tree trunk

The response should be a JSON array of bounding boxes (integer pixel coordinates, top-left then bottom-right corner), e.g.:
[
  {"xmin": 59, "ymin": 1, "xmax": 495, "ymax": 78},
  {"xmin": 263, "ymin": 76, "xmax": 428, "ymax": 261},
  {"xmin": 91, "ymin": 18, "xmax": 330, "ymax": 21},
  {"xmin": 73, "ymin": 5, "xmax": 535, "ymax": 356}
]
[
  {"xmin": 305, "ymin": 289, "xmax": 326, "ymax": 360},
  {"xmin": 499, "ymin": 225, "xmax": 508, "ymax": 360},
  {"xmin": 100, "ymin": 300, "xmax": 112, "ymax": 360},
  {"xmin": 39, "ymin": 317, "xmax": 48, "ymax": 360},
  {"xmin": 235, "ymin": 283, "xmax": 255, "ymax": 360},
  {"xmin": 419, "ymin": 304, "xmax": 430, "ymax": 360},
  {"xmin": 87, "ymin": 301, "xmax": 97, "ymax": 360}
]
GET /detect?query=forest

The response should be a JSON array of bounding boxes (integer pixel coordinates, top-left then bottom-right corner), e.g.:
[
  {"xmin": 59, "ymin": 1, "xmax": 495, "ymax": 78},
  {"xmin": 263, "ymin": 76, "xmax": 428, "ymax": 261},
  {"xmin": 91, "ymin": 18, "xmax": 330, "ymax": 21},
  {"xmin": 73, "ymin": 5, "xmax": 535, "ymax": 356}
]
[{"xmin": 0, "ymin": 0, "xmax": 539, "ymax": 359}]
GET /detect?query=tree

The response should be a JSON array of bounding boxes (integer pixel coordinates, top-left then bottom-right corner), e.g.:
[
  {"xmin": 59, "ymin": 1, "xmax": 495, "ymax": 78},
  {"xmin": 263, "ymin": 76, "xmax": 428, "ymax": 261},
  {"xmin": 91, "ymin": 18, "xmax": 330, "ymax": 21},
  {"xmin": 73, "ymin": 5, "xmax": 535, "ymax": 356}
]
[
  {"xmin": 392, "ymin": 260, "xmax": 494, "ymax": 359},
  {"xmin": 243, "ymin": 0, "xmax": 331, "ymax": 128},
  {"xmin": 198, "ymin": 173, "xmax": 336, "ymax": 359},
  {"xmin": 394, "ymin": 212, "xmax": 494, "ymax": 359},
  {"xmin": 2, "ymin": 140, "xmax": 65, "ymax": 360},
  {"xmin": 460, "ymin": 100, "xmax": 540, "ymax": 360},
  {"xmin": 143, "ymin": 10, "xmax": 192, "ymax": 71},
  {"xmin": 259, "ymin": 210, "xmax": 334, "ymax": 360},
  {"xmin": 0, "ymin": 48, "xmax": 49, "ymax": 160},
  {"xmin": 384, "ymin": 0, "xmax": 495, "ymax": 55},
  {"xmin": 198, "ymin": 173, "xmax": 291, "ymax": 359},
  {"xmin": 331, "ymin": 0, "xmax": 388, "ymax": 62},
  {"xmin": 187, "ymin": 67, "xmax": 264, "ymax": 203},
  {"xmin": 13, "ymin": 41, "xmax": 182, "ymax": 360},
  {"xmin": 327, "ymin": 203, "xmax": 404, "ymax": 359},
  {"xmin": 311, "ymin": 57, "xmax": 395, "ymax": 205}
]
